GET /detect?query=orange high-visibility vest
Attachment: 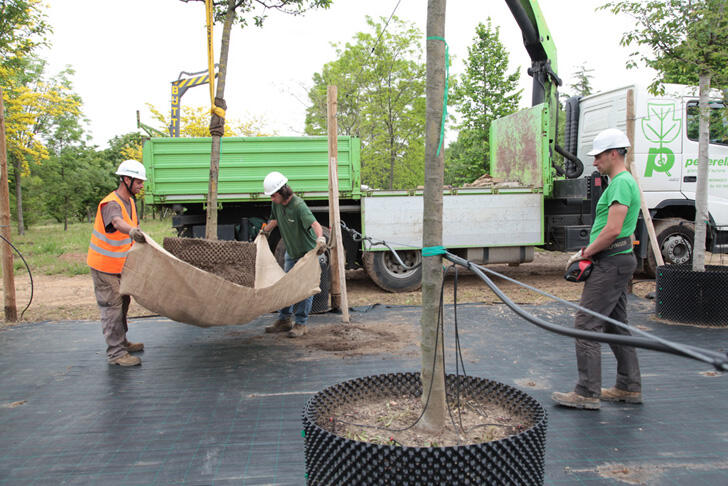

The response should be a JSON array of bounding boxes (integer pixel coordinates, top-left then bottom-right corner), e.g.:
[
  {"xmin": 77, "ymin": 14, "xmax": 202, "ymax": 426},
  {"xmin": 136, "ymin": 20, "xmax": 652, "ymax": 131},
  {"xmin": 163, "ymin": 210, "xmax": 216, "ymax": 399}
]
[{"xmin": 86, "ymin": 191, "xmax": 138, "ymax": 274}]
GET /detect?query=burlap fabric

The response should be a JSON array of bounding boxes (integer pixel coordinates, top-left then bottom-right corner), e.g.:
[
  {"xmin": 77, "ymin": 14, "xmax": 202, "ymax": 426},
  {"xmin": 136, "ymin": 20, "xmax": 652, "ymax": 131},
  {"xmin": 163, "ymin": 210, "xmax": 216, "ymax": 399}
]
[{"xmin": 120, "ymin": 232, "xmax": 321, "ymax": 327}]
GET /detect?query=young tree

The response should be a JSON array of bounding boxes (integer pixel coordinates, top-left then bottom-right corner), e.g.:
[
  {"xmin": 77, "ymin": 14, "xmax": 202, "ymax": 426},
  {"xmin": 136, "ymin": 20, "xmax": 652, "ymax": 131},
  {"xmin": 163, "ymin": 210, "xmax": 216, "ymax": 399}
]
[
  {"xmin": 602, "ymin": 0, "xmax": 728, "ymax": 272},
  {"xmin": 305, "ymin": 17, "xmax": 427, "ymax": 190},
  {"xmin": 420, "ymin": 0, "xmax": 447, "ymax": 433},
  {"xmin": 183, "ymin": 0, "xmax": 331, "ymax": 239},
  {"xmin": 445, "ymin": 19, "xmax": 521, "ymax": 186}
]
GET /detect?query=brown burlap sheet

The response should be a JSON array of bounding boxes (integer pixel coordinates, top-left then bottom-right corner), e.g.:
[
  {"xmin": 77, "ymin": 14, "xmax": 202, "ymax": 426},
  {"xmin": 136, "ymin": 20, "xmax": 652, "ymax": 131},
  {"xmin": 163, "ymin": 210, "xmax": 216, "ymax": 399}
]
[{"xmin": 120, "ymin": 232, "xmax": 321, "ymax": 327}]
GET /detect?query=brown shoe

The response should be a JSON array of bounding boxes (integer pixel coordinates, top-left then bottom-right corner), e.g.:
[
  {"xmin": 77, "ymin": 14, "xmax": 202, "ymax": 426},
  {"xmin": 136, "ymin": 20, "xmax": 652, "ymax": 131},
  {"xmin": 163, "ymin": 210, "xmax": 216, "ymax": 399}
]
[
  {"xmin": 124, "ymin": 340, "xmax": 144, "ymax": 353},
  {"xmin": 287, "ymin": 324, "xmax": 308, "ymax": 338},
  {"xmin": 265, "ymin": 318, "xmax": 293, "ymax": 333},
  {"xmin": 109, "ymin": 354, "xmax": 141, "ymax": 367},
  {"xmin": 601, "ymin": 387, "xmax": 642, "ymax": 404},
  {"xmin": 551, "ymin": 391, "xmax": 600, "ymax": 410}
]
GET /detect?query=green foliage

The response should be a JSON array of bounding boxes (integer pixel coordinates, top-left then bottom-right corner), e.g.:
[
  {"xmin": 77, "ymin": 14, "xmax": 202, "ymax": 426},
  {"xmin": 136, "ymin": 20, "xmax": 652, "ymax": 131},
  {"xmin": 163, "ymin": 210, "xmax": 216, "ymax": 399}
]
[
  {"xmin": 5, "ymin": 219, "xmax": 177, "ymax": 277},
  {"xmin": 0, "ymin": 0, "xmax": 50, "ymax": 83},
  {"xmin": 600, "ymin": 0, "xmax": 728, "ymax": 94},
  {"xmin": 305, "ymin": 16, "xmax": 426, "ymax": 190},
  {"xmin": 445, "ymin": 19, "xmax": 521, "ymax": 186}
]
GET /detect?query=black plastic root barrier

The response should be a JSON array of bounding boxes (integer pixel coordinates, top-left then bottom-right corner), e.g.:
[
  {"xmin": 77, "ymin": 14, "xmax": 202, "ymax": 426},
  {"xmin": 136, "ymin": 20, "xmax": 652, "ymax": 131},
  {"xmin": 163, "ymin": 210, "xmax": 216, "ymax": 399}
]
[
  {"xmin": 656, "ymin": 264, "xmax": 728, "ymax": 326},
  {"xmin": 311, "ymin": 255, "xmax": 331, "ymax": 314},
  {"xmin": 302, "ymin": 372, "xmax": 548, "ymax": 486}
]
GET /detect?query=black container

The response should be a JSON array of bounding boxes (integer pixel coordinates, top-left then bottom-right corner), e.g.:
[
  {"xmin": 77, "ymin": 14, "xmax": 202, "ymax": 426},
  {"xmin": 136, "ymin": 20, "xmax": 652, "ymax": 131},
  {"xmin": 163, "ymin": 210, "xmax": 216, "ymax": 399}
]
[
  {"xmin": 303, "ymin": 372, "xmax": 548, "ymax": 485},
  {"xmin": 656, "ymin": 264, "xmax": 728, "ymax": 326}
]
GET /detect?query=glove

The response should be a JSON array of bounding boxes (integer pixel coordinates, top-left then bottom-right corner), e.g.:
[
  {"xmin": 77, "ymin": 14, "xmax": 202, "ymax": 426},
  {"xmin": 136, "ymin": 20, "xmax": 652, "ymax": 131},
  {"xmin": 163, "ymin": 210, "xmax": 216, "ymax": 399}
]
[
  {"xmin": 129, "ymin": 228, "xmax": 145, "ymax": 243},
  {"xmin": 259, "ymin": 223, "xmax": 270, "ymax": 238},
  {"xmin": 565, "ymin": 248, "xmax": 585, "ymax": 270},
  {"xmin": 316, "ymin": 236, "xmax": 327, "ymax": 255}
]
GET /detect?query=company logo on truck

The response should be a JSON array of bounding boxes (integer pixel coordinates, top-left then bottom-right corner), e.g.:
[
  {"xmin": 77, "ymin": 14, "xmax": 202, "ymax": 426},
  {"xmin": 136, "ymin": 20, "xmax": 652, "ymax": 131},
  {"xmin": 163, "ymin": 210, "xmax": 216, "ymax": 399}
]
[{"xmin": 642, "ymin": 102, "xmax": 682, "ymax": 177}]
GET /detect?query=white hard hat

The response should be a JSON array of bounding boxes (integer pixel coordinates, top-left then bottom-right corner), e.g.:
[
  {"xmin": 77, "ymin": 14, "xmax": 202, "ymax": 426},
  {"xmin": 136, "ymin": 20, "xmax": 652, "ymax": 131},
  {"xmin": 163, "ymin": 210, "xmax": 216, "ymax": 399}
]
[
  {"xmin": 587, "ymin": 128, "xmax": 631, "ymax": 156},
  {"xmin": 116, "ymin": 159, "xmax": 147, "ymax": 181},
  {"xmin": 263, "ymin": 171, "xmax": 288, "ymax": 196}
]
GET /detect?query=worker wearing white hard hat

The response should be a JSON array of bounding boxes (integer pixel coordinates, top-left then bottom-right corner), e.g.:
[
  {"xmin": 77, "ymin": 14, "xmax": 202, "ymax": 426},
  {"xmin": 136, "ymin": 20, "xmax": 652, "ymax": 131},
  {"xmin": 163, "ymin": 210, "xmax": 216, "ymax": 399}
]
[
  {"xmin": 260, "ymin": 171, "xmax": 326, "ymax": 338},
  {"xmin": 553, "ymin": 128, "xmax": 643, "ymax": 409},
  {"xmin": 86, "ymin": 159, "xmax": 147, "ymax": 367}
]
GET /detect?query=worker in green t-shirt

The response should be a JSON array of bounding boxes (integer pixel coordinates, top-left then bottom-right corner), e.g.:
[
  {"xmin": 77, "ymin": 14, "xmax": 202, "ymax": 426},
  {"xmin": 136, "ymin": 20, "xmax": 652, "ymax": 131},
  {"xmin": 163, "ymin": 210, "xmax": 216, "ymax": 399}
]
[
  {"xmin": 552, "ymin": 128, "xmax": 643, "ymax": 410},
  {"xmin": 260, "ymin": 171, "xmax": 326, "ymax": 338}
]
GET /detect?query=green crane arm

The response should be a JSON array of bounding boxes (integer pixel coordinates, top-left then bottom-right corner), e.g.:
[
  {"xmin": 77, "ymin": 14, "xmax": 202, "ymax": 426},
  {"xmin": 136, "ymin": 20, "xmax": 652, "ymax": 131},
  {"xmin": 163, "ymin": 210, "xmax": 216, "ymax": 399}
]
[{"xmin": 504, "ymin": 0, "xmax": 562, "ymax": 106}]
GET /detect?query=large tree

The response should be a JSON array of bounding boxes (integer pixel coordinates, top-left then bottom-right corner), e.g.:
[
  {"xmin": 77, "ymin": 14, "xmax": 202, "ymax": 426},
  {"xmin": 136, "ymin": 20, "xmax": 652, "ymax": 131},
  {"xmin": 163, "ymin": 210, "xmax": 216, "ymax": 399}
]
[
  {"xmin": 305, "ymin": 17, "xmax": 427, "ymax": 190},
  {"xmin": 3, "ymin": 60, "xmax": 82, "ymax": 233},
  {"xmin": 602, "ymin": 0, "xmax": 728, "ymax": 272},
  {"xmin": 0, "ymin": 0, "xmax": 49, "ymax": 83},
  {"xmin": 445, "ymin": 19, "xmax": 521, "ymax": 186}
]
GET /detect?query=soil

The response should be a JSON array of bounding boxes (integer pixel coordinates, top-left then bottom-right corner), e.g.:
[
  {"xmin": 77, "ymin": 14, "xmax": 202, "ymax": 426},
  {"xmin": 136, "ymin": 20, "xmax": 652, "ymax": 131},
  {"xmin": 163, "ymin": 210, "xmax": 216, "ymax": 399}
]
[{"xmin": 321, "ymin": 395, "xmax": 530, "ymax": 447}]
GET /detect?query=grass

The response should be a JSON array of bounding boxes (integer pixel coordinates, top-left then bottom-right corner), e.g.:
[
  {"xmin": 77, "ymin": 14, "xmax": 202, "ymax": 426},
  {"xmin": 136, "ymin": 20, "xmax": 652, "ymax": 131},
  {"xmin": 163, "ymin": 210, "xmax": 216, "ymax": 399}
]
[{"xmin": 2, "ymin": 217, "xmax": 178, "ymax": 277}]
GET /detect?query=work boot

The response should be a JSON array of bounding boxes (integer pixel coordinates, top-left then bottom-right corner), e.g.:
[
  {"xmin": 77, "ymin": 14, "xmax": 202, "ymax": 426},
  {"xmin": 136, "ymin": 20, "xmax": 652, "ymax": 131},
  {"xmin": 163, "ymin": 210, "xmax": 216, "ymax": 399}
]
[
  {"xmin": 124, "ymin": 340, "xmax": 144, "ymax": 353},
  {"xmin": 601, "ymin": 387, "xmax": 642, "ymax": 404},
  {"xmin": 265, "ymin": 318, "xmax": 293, "ymax": 333},
  {"xmin": 108, "ymin": 354, "xmax": 141, "ymax": 367},
  {"xmin": 551, "ymin": 391, "xmax": 600, "ymax": 410},
  {"xmin": 287, "ymin": 324, "xmax": 308, "ymax": 338}
]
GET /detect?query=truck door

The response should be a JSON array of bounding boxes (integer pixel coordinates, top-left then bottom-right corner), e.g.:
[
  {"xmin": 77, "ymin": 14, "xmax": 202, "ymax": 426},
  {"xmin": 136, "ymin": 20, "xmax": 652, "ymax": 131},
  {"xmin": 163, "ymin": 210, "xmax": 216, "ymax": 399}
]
[
  {"xmin": 638, "ymin": 98, "xmax": 683, "ymax": 193},
  {"xmin": 681, "ymin": 99, "xmax": 728, "ymax": 198}
]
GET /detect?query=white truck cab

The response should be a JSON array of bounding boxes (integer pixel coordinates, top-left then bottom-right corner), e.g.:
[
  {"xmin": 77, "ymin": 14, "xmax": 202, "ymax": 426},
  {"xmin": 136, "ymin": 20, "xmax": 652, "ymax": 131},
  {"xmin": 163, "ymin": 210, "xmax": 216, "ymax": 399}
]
[{"xmin": 574, "ymin": 84, "xmax": 728, "ymax": 275}]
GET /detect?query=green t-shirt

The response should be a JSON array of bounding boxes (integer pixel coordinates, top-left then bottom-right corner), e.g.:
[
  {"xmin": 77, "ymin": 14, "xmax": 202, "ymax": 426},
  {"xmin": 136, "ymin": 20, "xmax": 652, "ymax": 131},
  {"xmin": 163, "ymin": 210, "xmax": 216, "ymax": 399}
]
[
  {"xmin": 589, "ymin": 171, "xmax": 641, "ymax": 254},
  {"xmin": 271, "ymin": 195, "xmax": 317, "ymax": 259}
]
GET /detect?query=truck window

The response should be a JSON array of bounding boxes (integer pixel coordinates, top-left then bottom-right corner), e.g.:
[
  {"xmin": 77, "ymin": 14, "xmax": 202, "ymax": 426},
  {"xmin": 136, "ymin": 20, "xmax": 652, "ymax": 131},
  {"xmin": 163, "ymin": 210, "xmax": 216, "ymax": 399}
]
[{"xmin": 686, "ymin": 101, "xmax": 728, "ymax": 145}]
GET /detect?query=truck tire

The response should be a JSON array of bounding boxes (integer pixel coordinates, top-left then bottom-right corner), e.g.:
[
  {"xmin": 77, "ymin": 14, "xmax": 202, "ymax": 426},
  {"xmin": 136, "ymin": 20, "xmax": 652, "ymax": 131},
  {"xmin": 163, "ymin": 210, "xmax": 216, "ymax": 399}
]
[
  {"xmin": 363, "ymin": 250, "xmax": 422, "ymax": 293},
  {"xmin": 645, "ymin": 218, "xmax": 695, "ymax": 278}
]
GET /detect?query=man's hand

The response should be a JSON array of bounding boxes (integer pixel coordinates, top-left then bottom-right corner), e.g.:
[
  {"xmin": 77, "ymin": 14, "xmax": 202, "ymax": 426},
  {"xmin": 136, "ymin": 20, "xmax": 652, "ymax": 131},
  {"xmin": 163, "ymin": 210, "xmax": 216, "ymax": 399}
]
[
  {"xmin": 129, "ymin": 228, "xmax": 145, "ymax": 243},
  {"xmin": 565, "ymin": 248, "xmax": 585, "ymax": 270},
  {"xmin": 316, "ymin": 236, "xmax": 327, "ymax": 255}
]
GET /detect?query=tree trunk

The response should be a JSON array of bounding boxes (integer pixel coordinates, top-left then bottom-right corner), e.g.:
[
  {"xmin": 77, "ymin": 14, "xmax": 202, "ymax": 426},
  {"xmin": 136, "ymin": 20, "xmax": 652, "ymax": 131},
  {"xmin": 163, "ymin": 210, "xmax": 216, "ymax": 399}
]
[
  {"xmin": 205, "ymin": 0, "xmax": 236, "ymax": 240},
  {"xmin": 420, "ymin": 0, "xmax": 447, "ymax": 432},
  {"xmin": 693, "ymin": 72, "xmax": 711, "ymax": 272},
  {"xmin": 13, "ymin": 158, "xmax": 24, "ymax": 235}
]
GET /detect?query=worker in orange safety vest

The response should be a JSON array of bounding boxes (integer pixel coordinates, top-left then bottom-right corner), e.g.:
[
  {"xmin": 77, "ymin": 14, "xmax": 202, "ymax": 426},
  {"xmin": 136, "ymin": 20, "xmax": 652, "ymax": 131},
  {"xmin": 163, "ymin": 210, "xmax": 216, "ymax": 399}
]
[{"xmin": 87, "ymin": 159, "xmax": 147, "ymax": 367}]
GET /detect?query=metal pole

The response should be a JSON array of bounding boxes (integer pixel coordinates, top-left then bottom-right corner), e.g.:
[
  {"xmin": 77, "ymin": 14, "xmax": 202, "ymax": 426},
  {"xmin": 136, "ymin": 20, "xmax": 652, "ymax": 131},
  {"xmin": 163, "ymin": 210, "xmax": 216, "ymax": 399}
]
[{"xmin": 0, "ymin": 88, "xmax": 18, "ymax": 321}]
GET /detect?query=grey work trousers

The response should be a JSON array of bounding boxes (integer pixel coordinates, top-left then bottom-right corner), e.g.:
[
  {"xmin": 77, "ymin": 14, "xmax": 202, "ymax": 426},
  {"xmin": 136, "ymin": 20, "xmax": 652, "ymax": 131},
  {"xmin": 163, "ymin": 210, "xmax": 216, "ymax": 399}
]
[
  {"xmin": 573, "ymin": 252, "xmax": 641, "ymax": 398},
  {"xmin": 91, "ymin": 268, "xmax": 130, "ymax": 360}
]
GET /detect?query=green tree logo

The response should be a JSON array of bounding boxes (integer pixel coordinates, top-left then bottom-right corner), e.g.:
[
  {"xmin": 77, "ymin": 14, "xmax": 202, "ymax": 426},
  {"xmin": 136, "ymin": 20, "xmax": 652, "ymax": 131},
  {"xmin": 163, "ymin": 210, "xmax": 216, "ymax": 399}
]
[{"xmin": 642, "ymin": 102, "xmax": 682, "ymax": 177}]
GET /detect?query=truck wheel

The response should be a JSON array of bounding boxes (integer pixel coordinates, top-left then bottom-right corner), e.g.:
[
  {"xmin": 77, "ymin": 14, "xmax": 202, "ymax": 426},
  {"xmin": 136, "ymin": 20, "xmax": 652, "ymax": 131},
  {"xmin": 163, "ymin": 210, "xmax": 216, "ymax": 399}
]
[
  {"xmin": 645, "ymin": 218, "xmax": 695, "ymax": 278},
  {"xmin": 363, "ymin": 250, "xmax": 422, "ymax": 293}
]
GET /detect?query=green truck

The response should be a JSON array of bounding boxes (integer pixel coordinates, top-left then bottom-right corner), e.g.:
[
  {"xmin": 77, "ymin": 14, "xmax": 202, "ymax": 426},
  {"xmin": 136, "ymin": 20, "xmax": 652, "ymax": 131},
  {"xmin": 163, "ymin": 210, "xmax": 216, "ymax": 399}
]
[{"xmin": 142, "ymin": 134, "xmax": 548, "ymax": 293}]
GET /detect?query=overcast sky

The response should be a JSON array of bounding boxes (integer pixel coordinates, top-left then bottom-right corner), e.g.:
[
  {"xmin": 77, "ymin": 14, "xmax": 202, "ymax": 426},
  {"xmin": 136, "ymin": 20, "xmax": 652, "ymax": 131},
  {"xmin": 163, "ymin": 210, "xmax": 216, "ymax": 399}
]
[{"xmin": 41, "ymin": 0, "xmax": 655, "ymax": 148}]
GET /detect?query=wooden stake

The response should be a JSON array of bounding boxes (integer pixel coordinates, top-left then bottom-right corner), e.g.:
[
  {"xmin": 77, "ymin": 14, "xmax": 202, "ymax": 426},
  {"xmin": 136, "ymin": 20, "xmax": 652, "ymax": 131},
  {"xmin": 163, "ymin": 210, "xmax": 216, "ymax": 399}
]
[
  {"xmin": 0, "ymin": 88, "xmax": 18, "ymax": 321},
  {"xmin": 326, "ymin": 85, "xmax": 349, "ymax": 323},
  {"xmin": 626, "ymin": 89, "xmax": 664, "ymax": 267}
]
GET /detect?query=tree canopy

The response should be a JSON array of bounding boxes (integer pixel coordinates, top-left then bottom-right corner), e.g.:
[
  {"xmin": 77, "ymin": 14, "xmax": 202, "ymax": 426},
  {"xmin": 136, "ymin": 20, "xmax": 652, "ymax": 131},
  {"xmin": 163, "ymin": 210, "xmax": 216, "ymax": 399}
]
[
  {"xmin": 305, "ymin": 16, "xmax": 427, "ymax": 190},
  {"xmin": 445, "ymin": 19, "xmax": 521, "ymax": 186}
]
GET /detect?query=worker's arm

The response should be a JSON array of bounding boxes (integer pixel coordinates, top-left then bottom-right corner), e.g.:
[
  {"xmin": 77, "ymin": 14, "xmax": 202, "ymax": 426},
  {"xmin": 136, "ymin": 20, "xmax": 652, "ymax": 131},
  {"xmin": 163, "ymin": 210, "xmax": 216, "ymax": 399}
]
[
  {"xmin": 582, "ymin": 203, "xmax": 628, "ymax": 259},
  {"xmin": 263, "ymin": 219, "xmax": 278, "ymax": 235},
  {"xmin": 111, "ymin": 216, "xmax": 135, "ymax": 235},
  {"xmin": 311, "ymin": 221, "xmax": 323, "ymax": 239}
]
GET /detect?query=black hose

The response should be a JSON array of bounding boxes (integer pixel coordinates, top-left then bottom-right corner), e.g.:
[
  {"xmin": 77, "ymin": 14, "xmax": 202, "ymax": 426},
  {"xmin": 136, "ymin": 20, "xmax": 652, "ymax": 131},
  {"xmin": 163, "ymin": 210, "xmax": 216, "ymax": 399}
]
[
  {"xmin": 443, "ymin": 252, "xmax": 728, "ymax": 371},
  {"xmin": 0, "ymin": 233, "xmax": 33, "ymax": 320},
  {"xmin": 555, "ymin": 143, "xmax": 584, "ymax": 178}
]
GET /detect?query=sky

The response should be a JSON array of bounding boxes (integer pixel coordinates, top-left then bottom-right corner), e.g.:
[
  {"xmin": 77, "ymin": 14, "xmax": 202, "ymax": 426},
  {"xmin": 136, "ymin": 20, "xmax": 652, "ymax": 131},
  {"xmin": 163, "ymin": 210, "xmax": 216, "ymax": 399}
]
[{"xmin": 41, "ymin": 0, "xmax": 656, "ymax": 148}]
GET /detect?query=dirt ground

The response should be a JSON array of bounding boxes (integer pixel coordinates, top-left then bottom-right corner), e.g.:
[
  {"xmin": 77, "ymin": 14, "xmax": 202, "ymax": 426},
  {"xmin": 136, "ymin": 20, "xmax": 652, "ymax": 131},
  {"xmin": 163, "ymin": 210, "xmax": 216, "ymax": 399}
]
[{"xmin": 3, "ymin": 249, "xmax": 658, "ymax": 324}]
